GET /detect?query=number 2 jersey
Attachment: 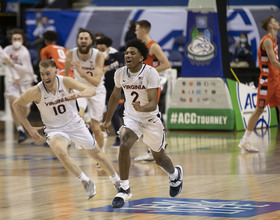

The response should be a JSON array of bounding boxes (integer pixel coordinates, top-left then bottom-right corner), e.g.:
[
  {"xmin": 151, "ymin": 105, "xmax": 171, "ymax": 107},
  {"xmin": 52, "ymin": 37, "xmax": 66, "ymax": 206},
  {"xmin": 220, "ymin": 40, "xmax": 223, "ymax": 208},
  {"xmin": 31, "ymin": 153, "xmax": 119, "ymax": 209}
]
[
  {"xmin": 114, "ymin": 63, "xmax": 160, "ymax": 121},
  {"xmin": 35, "ymin": 75, "xmax": 79, "ymax": 128}
]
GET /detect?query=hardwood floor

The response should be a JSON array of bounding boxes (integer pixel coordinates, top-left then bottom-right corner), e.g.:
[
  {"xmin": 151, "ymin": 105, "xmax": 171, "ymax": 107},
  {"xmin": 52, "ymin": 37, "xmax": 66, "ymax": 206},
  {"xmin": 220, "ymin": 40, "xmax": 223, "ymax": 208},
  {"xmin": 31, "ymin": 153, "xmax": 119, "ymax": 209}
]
[{"xmin": 1, "ymin": 120, "xmax": 280, "ymax": 219}]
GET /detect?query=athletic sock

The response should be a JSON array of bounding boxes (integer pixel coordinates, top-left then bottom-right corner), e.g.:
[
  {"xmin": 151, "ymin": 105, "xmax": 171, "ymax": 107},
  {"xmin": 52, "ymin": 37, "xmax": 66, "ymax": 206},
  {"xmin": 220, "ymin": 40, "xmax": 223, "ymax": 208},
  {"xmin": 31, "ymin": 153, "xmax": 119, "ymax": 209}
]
[
  {"xmin": 169, "ymin": 167, "xmax": 179, "ymax": 181},
  {"xmin": 78, "ymin": 172, "xmax": 90, "ymax": 182},
  {"xmin": 110, "ymin": 173, "xmax": 120, "ymax": 184},
  {"xmin": 120, "ymin": 180, "xmax": 130, "ymax": 190},
  {"xmin": 17, "ymin": 125, "xmax": 25, "ymax": 133}
]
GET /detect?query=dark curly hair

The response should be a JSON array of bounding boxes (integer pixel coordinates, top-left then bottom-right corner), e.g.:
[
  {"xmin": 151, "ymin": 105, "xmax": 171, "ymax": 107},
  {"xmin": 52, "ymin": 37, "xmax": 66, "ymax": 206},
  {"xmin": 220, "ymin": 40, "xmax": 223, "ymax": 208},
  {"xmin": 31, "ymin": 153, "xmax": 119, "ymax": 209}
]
[
  {"xmin": 96, "ymin": 36, "xmax": 113, "ymax": 47},
  {"xmin": 43, "ymin": 31, "xmax": 58, "ymax": 42},
  {"xmin": 125, "ymin": 38, "xmax": 148, "ymax": 61}
]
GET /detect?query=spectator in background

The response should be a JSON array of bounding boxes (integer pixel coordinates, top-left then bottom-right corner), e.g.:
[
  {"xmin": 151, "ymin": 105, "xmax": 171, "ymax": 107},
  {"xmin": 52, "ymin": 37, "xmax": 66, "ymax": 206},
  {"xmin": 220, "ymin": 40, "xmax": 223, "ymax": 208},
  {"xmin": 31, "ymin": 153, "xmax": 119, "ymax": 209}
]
[
  {"xmin": 120, "ymin": 20, "xmax": 137, "ymax": 52},
  {"xmin": 32, "ymin": 16, "xmax": 56, "ymax": 65},
  {"xmin": 40, "ymin": 30, "xmax": 74, "ymax": 77},
  {"xmin": 94, "ymin": 32, "xmax": 118, "ymax": 54},
  {"xmin": 2, "ymin": 28, "xmax": 37, "ymax": 143},
  {"xmin": 230, "ymin": 33, "xmax": 255, "ymax": 68},
  {"xmin": 134, "ymin": 19, "xmax": 170, "ymax": 162},
  {"xmin": 96, "ymin": 36, "xmax": 125, "ymax": 147},
  {"xmin": 33, "ymin": 16, "xmax": 56, "ymax": 39},
  {"xmin": 125, "ymin": 20, "xmax": 137, "ymax": 43}
]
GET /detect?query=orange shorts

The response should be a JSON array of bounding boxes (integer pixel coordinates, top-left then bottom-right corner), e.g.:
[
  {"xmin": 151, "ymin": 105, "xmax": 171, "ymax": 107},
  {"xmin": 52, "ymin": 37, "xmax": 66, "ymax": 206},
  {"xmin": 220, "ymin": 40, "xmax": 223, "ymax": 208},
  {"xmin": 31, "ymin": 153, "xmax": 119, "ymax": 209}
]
[{"xmin": 257, "ymin": 75, "xmax": 280, "ymax": 108}]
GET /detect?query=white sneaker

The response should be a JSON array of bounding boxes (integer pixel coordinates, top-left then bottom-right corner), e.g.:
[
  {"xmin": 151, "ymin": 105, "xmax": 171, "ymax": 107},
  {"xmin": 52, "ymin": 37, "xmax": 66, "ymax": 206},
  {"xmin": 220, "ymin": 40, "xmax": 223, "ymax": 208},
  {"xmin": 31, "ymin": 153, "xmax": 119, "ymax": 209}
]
[
  {"xmin": 238, "ymin": 141, "xmax": 259, "ymax": 153},
  {"xmin": 82, "ymin": 180, "xmax": 96, "ymax": 199},
  {"xmin": 134, "ymin": 151, "xmax": 154, "ymax": 162}
]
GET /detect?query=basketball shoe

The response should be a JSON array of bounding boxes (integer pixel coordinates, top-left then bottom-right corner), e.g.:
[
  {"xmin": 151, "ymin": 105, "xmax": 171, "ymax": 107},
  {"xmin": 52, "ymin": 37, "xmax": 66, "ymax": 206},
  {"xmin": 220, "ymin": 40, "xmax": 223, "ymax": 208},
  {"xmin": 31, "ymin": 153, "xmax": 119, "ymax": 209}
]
[
  {"xmin": 82, "ymin": 180, "xmax": 96, "ymax": 199},
  {"xmin": 112, "ymin": 187, "xmax": 132, "ymax": 208},
  {"xmin": 238, "ymin": 140, "xmax": 259, "ymax": 153},
  {"xmin": 169, "ymin": 165, "xmax": 183, "ymax": 197}
]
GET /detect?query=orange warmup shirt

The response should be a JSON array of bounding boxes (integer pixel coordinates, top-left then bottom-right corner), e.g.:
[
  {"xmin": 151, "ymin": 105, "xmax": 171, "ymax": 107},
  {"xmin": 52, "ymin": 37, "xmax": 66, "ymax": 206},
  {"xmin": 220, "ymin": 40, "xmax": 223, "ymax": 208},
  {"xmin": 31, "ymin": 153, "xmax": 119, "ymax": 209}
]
[
  {"xmin": 144, "ymin": 40, "xmax": 161, "ymax": 102},
  {"xmin": 40, "ymin": 44, "xmax": 74, "ymax": 77}
]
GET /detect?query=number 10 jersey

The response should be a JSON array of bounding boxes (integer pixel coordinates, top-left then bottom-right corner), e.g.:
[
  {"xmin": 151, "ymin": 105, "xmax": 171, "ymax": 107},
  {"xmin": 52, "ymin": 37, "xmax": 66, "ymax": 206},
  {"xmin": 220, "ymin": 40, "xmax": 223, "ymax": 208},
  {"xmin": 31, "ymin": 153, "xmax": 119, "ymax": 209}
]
[{"xmin": 36, "ymin": 75, "xmax": 79, "ymax": 128}]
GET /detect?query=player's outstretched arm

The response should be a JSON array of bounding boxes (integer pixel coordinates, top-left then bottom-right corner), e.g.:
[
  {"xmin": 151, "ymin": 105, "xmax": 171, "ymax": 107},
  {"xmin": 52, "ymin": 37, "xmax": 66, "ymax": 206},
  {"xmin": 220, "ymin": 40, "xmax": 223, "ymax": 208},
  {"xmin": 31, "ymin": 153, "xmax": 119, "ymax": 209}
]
[
  {"xmin": 12, "ymin": 86, "xmax": 45, "ymax": 144},
  {"xmin": 63, "ymin": 76, "xmax": 96, "ymax": 100}
]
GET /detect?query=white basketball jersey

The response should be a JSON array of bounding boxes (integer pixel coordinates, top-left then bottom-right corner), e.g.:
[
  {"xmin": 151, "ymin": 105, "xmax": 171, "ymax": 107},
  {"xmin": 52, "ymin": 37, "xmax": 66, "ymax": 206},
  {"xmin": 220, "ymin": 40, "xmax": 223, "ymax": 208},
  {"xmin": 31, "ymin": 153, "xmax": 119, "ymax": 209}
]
[
  {"xmin": 114, "ymin": 64, "xmax": 160, "ymax": 120},
  {"xmin": 36, "ymin": 76, "xmax": 79, "ymax": 128},
  {"xmin": 4, "ymin": 45, "xmax": 35, "ymax": 84},
  {"xmin": 72, "ymin": 47, "xmax": 105, "ymax": 93}
]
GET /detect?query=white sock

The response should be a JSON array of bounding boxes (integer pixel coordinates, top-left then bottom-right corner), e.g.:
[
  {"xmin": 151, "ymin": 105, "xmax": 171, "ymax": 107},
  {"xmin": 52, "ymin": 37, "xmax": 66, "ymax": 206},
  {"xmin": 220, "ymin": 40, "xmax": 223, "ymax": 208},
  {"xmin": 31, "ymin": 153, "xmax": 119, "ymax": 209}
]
[
  {"xmin": 169, "ymin": 167, "xmax": 178, "ymax": 181},
  {"xmin": 242, "ymin": 130, "xmax": 252, "ymax": 143},
  {"xmin": 110, "ymin": 173, "xmax": 120, "ymax": 184},
  {"xmin": 99, "ymin": 145, "xmax": 105, "ymax": 153},
  {"xmin": 78, "ymin": 172, "xmax": 90, "ymax": 182},
  {"xmin": 120, "ymin": 180, "xmax": 130, "ymax": 190},
  {"xmin": 17, "ymin": 125, "xmax": 25, "ymax": 132}
]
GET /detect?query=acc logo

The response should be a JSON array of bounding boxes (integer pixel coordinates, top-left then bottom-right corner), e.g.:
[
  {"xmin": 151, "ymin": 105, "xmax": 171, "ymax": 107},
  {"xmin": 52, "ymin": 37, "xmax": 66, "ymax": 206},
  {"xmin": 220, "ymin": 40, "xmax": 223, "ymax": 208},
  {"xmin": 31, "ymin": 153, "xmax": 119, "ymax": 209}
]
[
  {"xmin": 187, "ymin": 36, "xmax": 215, "ymax": 64},
  {"xmin": 186, "ymin": 16, "xmax": 216, "ymax": 65},
  {"xmin": 237, "ymin": 83, "xmax": 270, "ymax": 129}
]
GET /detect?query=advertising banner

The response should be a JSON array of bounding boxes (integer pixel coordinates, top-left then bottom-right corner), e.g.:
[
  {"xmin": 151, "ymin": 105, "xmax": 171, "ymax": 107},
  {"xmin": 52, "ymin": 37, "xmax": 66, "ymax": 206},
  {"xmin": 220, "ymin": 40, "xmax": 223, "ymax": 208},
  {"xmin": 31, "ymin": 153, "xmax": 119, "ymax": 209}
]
[
  {"xmin": 167, "ymin": 78, "xmax": 235, "ymax": 130},
  {"xmin": 167, "ymin": 108, "xmax": 234, "ymax": 130},
  {"xmin": 181, "ymin": 11, "xmax": 223, "ymax": 77},
  {"xmin": 226, "ymin": 78, "xmax": 278, "ymax": 131}
]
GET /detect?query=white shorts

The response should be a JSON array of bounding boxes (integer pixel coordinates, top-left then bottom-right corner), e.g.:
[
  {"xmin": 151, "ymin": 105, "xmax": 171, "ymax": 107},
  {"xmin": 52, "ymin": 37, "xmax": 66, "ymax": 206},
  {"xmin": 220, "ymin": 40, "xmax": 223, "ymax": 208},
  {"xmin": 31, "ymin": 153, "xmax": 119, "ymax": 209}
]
[
  {"xmin": 6, "ymin": 81, "xmax": 33, "ymax": 107},
  {"xmin": 121, "ymin": 115, "xmax": 166, "ymax": 152},
  {"xmin": 44, "ymin": 115, "xmax": 96, "ymax": 149},
  {"xmin": 77, "ymin": 91, "xmax": 106, "ymax": 121}
]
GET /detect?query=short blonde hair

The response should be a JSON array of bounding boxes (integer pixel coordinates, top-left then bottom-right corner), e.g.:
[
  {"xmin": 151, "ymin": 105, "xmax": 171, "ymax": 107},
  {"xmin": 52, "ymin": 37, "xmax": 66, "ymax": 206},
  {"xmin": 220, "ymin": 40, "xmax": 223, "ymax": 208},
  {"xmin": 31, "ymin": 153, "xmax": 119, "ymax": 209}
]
[{"xmin": 39, "ymin": 59, "xmax": 57, "ymax": 68}]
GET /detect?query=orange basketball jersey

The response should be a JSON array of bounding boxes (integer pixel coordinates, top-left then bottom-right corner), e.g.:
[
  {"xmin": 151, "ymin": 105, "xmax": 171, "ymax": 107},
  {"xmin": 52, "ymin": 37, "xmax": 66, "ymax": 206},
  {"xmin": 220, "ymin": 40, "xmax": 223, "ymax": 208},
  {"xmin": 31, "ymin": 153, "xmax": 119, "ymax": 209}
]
[
  {"xmin": 144, "ymin": 40, "xmax": 161, "ymax": 103},
  {"xmin": 144, "ymin": 40, "xmax": 160, "ymax": 68},
  {"xmin": 257, "ymin": 34, "xmax": 280, "ymax": 108},
  {"xmin": 40, "ymin": 44, "xmax": 74, "ymax": 77}
]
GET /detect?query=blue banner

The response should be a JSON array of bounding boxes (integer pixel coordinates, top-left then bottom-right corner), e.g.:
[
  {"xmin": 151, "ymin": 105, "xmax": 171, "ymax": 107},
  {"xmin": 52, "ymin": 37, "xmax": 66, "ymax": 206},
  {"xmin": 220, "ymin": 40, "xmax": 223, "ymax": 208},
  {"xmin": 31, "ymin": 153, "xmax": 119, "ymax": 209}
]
[
  {"xmin": 181, "ymin": 11, "xmax": 223, "ymax": 77},
  {"xmin": 26, "ymin": 10, "xmax": 80, "ymax": 47}
]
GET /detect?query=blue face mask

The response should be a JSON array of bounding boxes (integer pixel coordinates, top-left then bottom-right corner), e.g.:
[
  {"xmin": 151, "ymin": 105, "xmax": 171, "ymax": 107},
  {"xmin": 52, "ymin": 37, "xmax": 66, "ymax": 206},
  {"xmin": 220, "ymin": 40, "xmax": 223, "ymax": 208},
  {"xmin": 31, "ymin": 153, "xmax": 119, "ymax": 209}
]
[{"xmin": 240, "ymin": 38, "xmax": 247, "ymax": 43}]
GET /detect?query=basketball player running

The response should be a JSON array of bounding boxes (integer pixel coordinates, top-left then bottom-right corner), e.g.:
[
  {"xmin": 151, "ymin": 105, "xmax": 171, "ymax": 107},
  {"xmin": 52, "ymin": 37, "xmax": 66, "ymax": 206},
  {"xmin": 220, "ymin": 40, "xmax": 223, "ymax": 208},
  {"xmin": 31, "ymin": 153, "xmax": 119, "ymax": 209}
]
[
  {"xmin": 65, "ymin": 29, "xmax": 106, "ymax": 154},
  {"xmin": 41, "ymin": 30, "xmax": 73, "ymax": 77},
  {"xmin": 134, "ymin": 20, "xmax": 171, "ymax": 162},
  {"xmin": 101, "ymin": 39, "xmax": 183, "ymax": 208},
  {"xmin": 13, "ymin": 59, "xmax": 120, "ymax": 200},
  {"xmin": 239, "ymin": 15, "xmax": 280, "ymax": 152}
]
